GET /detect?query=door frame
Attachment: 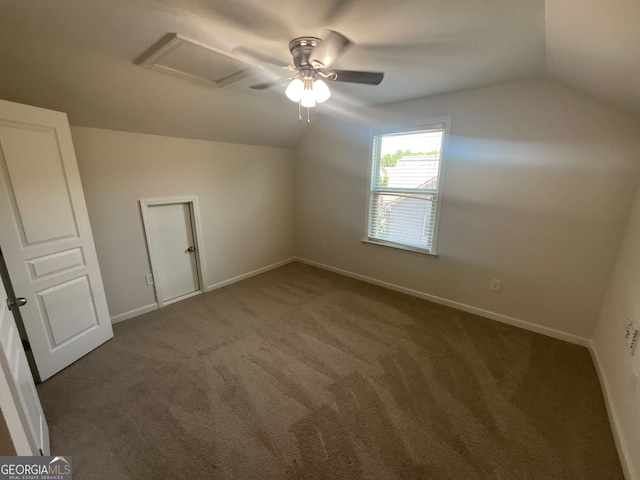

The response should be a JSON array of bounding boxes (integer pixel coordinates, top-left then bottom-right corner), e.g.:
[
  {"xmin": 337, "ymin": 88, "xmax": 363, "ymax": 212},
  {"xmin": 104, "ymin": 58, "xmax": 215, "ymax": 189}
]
[{"xmin": 139, "ymin": 196, "xmax": 206, "ymax": 308}]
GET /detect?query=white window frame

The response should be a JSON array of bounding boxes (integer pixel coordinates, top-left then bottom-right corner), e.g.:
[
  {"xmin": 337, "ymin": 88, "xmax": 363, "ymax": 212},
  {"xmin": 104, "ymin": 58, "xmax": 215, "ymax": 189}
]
[{"xmin": 362, "ymin": 118, "xmax": 451, "ymax": 256}]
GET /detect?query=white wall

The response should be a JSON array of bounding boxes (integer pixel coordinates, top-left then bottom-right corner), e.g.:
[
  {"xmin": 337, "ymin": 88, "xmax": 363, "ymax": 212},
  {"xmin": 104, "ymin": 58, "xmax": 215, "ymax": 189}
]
[
  {"xmin": 295, "ymin": 79, "xmax": 640, "ymax": 339},
  {"xmin": 71, "ymin": 126, "xmax": 295, "ymax": 320},
  {"xmin": 593, "ymin": 182, "xmax": 640, "ymax": 480}
]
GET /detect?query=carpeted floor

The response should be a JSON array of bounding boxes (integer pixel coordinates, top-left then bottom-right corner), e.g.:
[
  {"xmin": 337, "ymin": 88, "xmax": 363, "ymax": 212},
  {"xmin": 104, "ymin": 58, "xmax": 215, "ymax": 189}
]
[{"xmin": 37, "ymin": 262, "xmax": 623, "ymax": 479}]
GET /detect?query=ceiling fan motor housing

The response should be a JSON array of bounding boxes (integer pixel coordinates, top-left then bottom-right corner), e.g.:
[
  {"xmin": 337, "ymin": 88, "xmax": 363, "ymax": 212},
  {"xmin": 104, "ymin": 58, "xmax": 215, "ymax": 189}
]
[
  {"xmin": 288, "ymin": 37, "xmax": 322, "ymax": 70},
  {"xmin": 245, "ymin": 30, "xmax": 383, "ymax": 91}
]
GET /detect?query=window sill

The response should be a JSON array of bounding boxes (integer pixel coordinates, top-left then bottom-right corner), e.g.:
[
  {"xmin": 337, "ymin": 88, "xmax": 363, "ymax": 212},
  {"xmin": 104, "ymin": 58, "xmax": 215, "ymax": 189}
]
[{"xmin": 361, "ymin": 239, "xmax": 439, "ymax": 258}]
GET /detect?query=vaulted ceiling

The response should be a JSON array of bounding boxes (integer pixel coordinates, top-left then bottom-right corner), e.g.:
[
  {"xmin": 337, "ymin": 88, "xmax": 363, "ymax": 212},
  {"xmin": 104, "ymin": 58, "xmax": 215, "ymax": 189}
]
[
  {"xmin": 0, "ymin": 0, "xmax": 636, "ymax": 147},
  {"xmin": 545, "ymin": 0, "xmax": 640, "ymax": 115}
]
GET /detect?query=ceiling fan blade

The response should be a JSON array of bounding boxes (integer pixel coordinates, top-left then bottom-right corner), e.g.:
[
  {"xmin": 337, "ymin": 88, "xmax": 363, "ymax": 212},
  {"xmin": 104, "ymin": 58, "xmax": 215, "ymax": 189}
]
[
  {"xmin": 308, "ymin": 30, "xmax": 351, "ymax": 69},
  {"xmin": 233, "ymin": 47, "xmax": 288, "ymax": 69},
  {"xmin": 328, "ymin": 70, "xmax": 384, "ymax": 85},
  {"xmin": 249, "ymin": 78, "xmax": 288, "ymax": 90},
  {"xmin": 206, "ymin": 2, "xmax": 293, "ymax": 40},
  {"xmin": 323, "ymin": 0, "xmax": 356, "ymax": 23}
]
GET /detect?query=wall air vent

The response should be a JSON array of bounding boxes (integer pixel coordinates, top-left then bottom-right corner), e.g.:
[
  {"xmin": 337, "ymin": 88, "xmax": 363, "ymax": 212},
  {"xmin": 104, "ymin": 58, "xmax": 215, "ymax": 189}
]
[{"xmin": 138, "ymin": 34, "xmax": 254, "ymax": 87}]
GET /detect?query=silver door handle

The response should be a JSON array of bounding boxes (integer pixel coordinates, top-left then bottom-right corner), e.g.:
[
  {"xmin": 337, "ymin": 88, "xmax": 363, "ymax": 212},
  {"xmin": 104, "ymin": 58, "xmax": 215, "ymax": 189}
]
[
  {"xmin": 7, "ymin": 297, "xmax": 27, "ymax": 311},
  {"xmin": 187, "ymin": 246, "xmax": 195, "ymax": 253}
]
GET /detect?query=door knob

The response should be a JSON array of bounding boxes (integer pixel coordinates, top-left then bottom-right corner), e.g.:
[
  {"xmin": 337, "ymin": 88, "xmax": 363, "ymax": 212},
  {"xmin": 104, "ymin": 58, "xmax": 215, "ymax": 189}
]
[
  {"xmin": 7, "ymin": 297, "xmax": 27, "ymax": 311},
  {"xmin": 187, "ymin": 246, "xmax": 195, "ymax": 253}
]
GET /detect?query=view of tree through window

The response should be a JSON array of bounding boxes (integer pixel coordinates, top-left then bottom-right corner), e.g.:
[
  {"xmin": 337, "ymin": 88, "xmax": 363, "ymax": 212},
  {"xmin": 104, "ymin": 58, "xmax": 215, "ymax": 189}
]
[
  {"xmin": 367, "ymin": 125, "xmax": 446, "ymax": 253},
  {"xmin": 381, "ymin": 149, "xmax": 441, "ymax": 167}
]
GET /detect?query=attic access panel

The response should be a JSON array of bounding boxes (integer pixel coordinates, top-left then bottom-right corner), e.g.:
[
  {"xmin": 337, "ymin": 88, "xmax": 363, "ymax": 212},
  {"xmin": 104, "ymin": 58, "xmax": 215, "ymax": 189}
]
[{"xmin": 138, "ymin": 34, "xmax": 254, "ymax": 87}]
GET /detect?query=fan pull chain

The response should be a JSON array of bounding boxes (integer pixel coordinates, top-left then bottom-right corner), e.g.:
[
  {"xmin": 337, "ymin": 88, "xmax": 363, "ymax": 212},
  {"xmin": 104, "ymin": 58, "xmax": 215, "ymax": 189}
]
[{"xmin": 295, "ymin": 102, "xmax": 312, "ymax": 124}]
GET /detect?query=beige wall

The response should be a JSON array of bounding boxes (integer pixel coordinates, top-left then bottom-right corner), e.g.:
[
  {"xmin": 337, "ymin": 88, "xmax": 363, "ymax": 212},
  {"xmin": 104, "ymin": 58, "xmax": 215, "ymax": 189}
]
[
  {"xmin": 71, "ymin": 126, "xmax": 295, "ymax": 319},
  {"xmin": 593, "ymin": 182, "xmax": 640, "ymax": 480},
  {"xmin": 295, "ymin": 78, "xmax": 640, "ymax": 338}
]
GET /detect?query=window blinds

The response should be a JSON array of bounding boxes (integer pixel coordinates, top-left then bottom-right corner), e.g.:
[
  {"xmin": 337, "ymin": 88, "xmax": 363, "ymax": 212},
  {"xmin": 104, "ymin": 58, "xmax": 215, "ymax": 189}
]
[{"xmin": 367, "ymin": 125, "xmax": 445, "ymax": 253}]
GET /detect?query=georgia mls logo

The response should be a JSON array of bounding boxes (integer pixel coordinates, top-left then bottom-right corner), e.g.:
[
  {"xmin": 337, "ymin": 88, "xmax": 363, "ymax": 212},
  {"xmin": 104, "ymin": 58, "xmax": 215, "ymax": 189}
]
[{"xmin": 0, "ymin": 455, "xmax": 72, "ymax": 480}]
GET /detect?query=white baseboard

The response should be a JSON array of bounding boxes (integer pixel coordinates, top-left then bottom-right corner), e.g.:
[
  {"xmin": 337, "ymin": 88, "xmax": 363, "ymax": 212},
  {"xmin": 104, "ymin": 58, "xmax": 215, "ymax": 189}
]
[
  {"xmin": 205, "ymin": 257, "xmax": 297, "ymax": 292},
  {"xmin": 109, "ymin": 258, "xmax": 296, "ymax": 325},
  {"xmin": 589, "ymin": 342, "xmax": 636, "ymax": 480},
  {"xmin": 295, "ymin": 257, "xmax": 590, "ymax": 347},
  {"xmin": 110, "ymin": 303, "xmax": 158, "ymax": 324}
]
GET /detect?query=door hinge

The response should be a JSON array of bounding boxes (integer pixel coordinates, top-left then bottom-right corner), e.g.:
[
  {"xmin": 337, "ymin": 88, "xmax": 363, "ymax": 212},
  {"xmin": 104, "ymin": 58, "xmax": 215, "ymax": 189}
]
[{"xmin": 22, "ymin": 339, "xmax": 32, "ymax": 352}]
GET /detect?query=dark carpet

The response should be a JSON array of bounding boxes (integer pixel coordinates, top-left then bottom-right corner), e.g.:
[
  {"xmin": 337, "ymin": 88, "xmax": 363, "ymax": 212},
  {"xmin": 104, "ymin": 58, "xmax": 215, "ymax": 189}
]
[{"xmin": 37, "ymin": 262, "xmax": 623, "ymax": 479}]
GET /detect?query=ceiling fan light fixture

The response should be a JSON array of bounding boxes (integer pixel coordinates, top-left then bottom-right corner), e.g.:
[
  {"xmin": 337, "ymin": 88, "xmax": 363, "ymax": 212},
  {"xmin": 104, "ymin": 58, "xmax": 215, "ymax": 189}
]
[
  {"xmin": 285, "ymin": 78, "xmax": 304, "ymax": 102},
  {"xmin": 313, "ymin": 79, "xmax": 331, "ymax": 103},
  {"xmin": 300, "ymin": 88, "xmax": 317, "ymax": 108},
  {"xmin": 287, "ymin": 75, "xmax": 330, "ymax": 108},
  {"xmin": 299, "ymin": 75, "xmax": 317, "ymax": 108}
]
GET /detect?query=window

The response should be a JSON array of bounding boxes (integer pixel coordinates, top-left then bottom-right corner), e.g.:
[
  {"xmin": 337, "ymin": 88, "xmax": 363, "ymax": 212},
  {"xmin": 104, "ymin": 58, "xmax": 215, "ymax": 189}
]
[{"xmin": 365, "ymin": 122, "xmax": 447, "ymax": 254}]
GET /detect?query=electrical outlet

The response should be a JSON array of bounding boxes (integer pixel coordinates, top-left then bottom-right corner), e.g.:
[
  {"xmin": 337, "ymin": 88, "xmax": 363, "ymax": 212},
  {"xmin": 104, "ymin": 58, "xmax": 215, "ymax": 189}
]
[
  {"xmin": 321, "ymin": 241, "xmax": 327, "ymax": 251},
  {"xmin": 625, "ymin": 317, "xmax": 639, "ymax": 353},
  {"xmin": 490, "ymin": 278, "xmax": 501, "ymax": 292},
  {"xmin": 145, "ymin": 274, "xmax": 154, "ymax": 286}
]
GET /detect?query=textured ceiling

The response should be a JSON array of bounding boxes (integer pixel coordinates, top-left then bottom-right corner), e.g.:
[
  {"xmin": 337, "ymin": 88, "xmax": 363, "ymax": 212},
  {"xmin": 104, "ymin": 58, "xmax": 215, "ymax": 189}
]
[{"xmin": 0, "ymin": 0, "xmax": 547, "ymax": 147}]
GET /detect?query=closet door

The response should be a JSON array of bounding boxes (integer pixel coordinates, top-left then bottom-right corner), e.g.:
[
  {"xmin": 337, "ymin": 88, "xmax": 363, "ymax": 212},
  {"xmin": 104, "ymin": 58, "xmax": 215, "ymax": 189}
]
[
  {"xmin": 0, "ymin": 99, "xmax": 113, "ymax": 380},
  {"xmin": 146, "ymin": 202, "xmax": 200, "ymax": 305}
]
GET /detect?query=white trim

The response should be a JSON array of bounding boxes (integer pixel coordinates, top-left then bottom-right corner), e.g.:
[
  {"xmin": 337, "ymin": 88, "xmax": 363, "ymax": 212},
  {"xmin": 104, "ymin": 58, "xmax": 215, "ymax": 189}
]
[
  {"xmin": 163, "ymin": 290, "xmax": 202, "ymax": 306},
  {"xmin": 361, "ymin": 238, "xmax": 439, "ymax": 257},
  {"xmin": 431, "ymin": 117, "xmax": 451, "ymax": 255},
  {"xmin": 295, "ymin": 257, "xmax": 590, "ymax": 347},
  {"xmin": 110, "ymin": 303, "xmax": 159, "ymax": 324},
  {"xmin": 206, "ymin": 257, "xmax": 296, "ymax": 292},
  {"xmin": 139, "ymin": 196, "xmax": 207, "ymax": 308},
  {"xmin": 109, "ymin": 258, "xmax": 296, "ymax": 325},
  {"xmin": 588, "ymin": 341, "xmax": 636, "ymax": 480}
]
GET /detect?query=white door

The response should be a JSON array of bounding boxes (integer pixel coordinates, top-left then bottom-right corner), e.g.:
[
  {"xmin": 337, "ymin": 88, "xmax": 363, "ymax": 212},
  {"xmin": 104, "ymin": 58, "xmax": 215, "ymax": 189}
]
[
  {"xmin": 146, "ymin": 203, "xmax": 200, "ymax": 304},
  {"xmin": 0, "ymin": 99, "xmax": 113, "ymax": 381},
  {"xmin": 0, "ymin": 269, "xmax": 49, "ymax": 456}
]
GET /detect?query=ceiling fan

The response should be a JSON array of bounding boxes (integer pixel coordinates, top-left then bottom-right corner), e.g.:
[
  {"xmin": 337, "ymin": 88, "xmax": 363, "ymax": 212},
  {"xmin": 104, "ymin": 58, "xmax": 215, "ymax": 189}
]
[{"xmin": 234, "ymin": 30, "xmax": 384, "ymax": 122}]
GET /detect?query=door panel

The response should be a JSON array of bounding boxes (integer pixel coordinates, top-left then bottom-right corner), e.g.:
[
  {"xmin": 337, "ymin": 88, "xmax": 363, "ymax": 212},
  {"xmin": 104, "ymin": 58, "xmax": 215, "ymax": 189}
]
[
  {"xmin": 27, "ymin": 248, "xmax": 85, "ymax": 279},
  {"xmin": 1, "ymin": 125, "xmax": 78, "ymax": 244},
  {"xmin": 147, "ymin": 203, "xmax": 200, "ymax": 303},
  {"xmin": 0, "ymin": 272, "xmax": 48, "ymax": 455},
  {"xmin": 0, "ymin": 99, "xmax": 113, "ymax": 381},
  {"xmin": 38, "ymin": 276, "xmax": 98, "ymax": 346}
]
